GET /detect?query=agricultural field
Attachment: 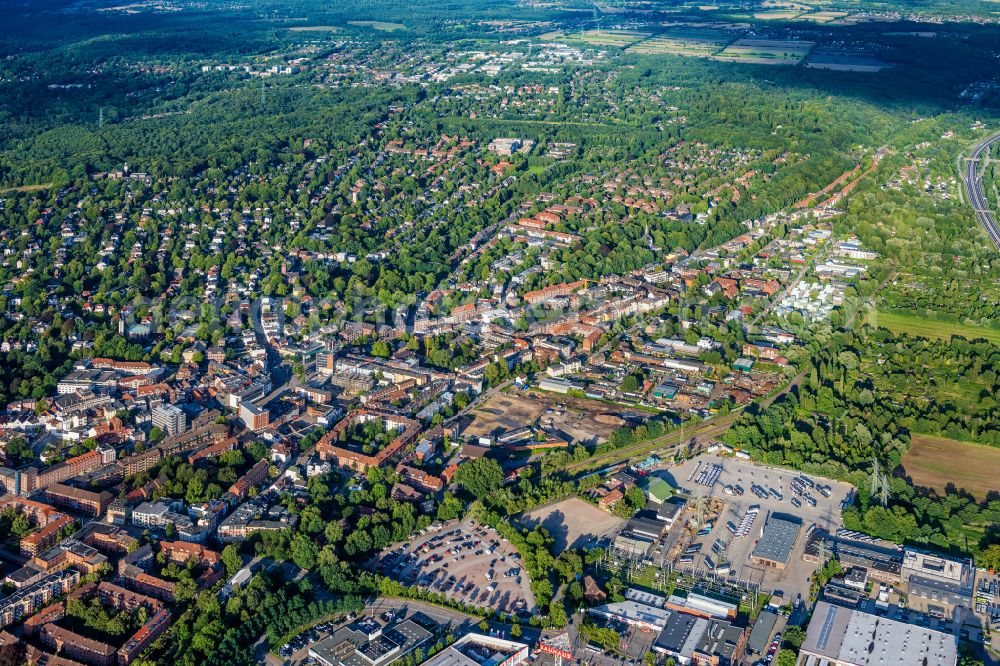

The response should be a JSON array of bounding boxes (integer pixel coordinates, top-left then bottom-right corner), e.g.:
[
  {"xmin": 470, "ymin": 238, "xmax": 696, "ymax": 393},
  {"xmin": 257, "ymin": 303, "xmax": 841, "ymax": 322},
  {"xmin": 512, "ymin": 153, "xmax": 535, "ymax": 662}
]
[
  {"xmin": 753, "ymin": 10, "xmax": 802, "ymax": 20},
  {"xmin": 798, "ymin": 10, "xmax": 850, "ymax": 22},
  {"xmin": 901, "ymin": 434, "xmax": 1000, "ymax": 499},
  {"xmin": 567, "ymin": 29, "xmax": 651, "ymax": 48},
  {"xmin": 869, "ymin": 310, "xmax": 1000, "ymax": 345},
  {"xmin": 627, "ymin": 30, "xmax": 732, "ymax": 56},
  {"xmin": 805, "ymin": 50, "xmax": 891, "ymax": 71},
  {"xmin": 713, "ymin": 38, "xmax": 814, "ymax": 65},
  {"xmin": 287, "ymin": 25, "xmax": 343, "ymax": 32},
  {"xmin": 347, "ymin": 20, "xmax": 407, "ymax": 31}
]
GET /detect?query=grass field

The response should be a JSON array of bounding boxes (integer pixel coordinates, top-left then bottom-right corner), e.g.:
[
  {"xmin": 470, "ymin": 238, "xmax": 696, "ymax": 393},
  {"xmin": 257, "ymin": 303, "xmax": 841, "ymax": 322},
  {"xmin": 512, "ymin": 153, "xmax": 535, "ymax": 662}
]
[
  {"xmin": 805, "ymin": 50, "xmax": 890, "ymax": 72},
  {"xmin": 713, "ymin": 38, "xmax": 814, "ymax": 65},
  {"xmin": 567, "ymin": 29, "xmax": 650, "ymax": 48},
  {"xmin": 347, "ymin": 20, "xmax": 407, "ymax": 31},
  {"xmin": 0, "ymin": 183, "xmax": 52, "ymax": 195},
  {"xmin": 627, "ymin": 30, "xmax": 731, "ymax": 56},
  {"xmin": 902, "ymin": 434, "xmax": 1000, "ymax": 499},
  {"xmin": 869, "ymin": 310, "xmax": 1000, "ymax": 345}
]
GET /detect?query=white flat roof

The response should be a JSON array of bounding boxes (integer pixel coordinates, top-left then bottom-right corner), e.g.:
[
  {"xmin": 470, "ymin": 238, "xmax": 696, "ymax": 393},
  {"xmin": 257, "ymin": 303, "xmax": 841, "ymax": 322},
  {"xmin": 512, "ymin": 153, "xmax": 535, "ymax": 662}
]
[{"xmin": 802, "ymin": 601, "xmax": 958, "ymax": 666}]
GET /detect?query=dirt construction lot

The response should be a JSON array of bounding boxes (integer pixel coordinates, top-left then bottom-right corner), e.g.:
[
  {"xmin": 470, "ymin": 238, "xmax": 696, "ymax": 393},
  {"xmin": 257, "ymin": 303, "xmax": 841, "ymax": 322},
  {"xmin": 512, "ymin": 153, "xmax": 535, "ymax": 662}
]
[
  {"xmin": 656, "ymin": 454, "xmax": 853, "ymax": 602},
  {"xmin": 465, "ymin": 393, "xmax": 547, "ymax": 438},
  {"xmin": 466, "ymin": 391, "xmax": 648, "ymax": 446},
  {"xmin": 520, "ymin": 498, "xmax": 626, "ymax": 554},
  {"xmin": 374, "ymin": 518, "xmax": 536, "ymax": 614}
]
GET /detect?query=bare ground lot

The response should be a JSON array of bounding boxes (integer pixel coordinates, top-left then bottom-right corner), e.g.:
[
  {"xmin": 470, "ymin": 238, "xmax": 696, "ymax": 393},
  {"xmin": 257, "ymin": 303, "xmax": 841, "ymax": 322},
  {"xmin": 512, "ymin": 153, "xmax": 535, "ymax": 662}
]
[
  {"xmin": 520, "ymin": 497, "xmax": 626, "ymax": 554},
  {"xmin": 466, "ymin": 391, "xmax": 649, "ymax": 445},
  {"xmin": 902, "ymin": 434, "xmax": 1000, "ymax": 499},
  {"xmin": 464, "ymin": 393, "xmax": 547, "ymax": 438}
]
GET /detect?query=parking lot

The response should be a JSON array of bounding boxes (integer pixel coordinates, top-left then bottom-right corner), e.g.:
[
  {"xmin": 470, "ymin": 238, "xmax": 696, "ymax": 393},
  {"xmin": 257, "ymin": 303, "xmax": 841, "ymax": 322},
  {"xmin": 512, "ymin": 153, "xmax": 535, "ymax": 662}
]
[
  {"xmin": 653, "ymin": 454, "xmax": 853, "ymax": 602},
  {"xmin": 374, "ymin": 517, "xmax": 536, "ymax": 614}
]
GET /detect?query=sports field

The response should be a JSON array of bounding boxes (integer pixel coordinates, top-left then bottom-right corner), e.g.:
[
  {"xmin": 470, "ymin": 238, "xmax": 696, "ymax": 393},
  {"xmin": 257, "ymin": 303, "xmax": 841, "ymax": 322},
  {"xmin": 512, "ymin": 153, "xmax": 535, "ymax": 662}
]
[
  {"xmin": 869, "ymin": 310, "xmax": 1000, "ymax": 345},
  {"xmin": 902, "ymin": 434, "xmax": 1000, "ymax": 499}
]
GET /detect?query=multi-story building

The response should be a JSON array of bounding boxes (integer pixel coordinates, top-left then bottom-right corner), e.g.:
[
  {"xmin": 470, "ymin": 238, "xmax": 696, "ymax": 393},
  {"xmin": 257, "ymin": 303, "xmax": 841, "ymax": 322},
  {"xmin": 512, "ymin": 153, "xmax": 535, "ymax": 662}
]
[
  {"xmin": 316, "ymin": 410, "xmax": 421, "ymax": 473},
  {"xmin": 900, "ymin": 548, "xmax": 975, "ymax": 616},
  {"xmin": 0, "ymin": 570, "xmax": 80, "ymax": 628},
  {"xmin": 151, "ymin": 404, "xmax": 187, "ymax": 437},
  {"xmin": 121, "ymin": 447, "xmax": 162, "ymax": 477},
  {"xmin": 44, "ymin": 483, "xmax": 113, "ymax": 517},
  {"xmin": 226, "ymin": 459, "xmax": 270, "ymax": 501},
  {"xmin": 238, "ymin": 401, "xmax": 270, "ymax": 432},
  {"xmin": 119, "ymin": 607, "xmax": 171, "ymax": 664},
  {"xmin": 39, "ymin": 623, "xmax": 116, "ymax": 665},
  {"xmin": 19, "ymin": 513, "xmax": 74, "ymax": 557}
]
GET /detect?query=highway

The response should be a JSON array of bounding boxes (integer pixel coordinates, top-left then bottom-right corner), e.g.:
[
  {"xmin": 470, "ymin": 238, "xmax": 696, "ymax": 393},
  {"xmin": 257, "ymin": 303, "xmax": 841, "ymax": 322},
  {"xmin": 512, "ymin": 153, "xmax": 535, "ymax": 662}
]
[{"xmin": 963, "ymin": 132, "xmax": 1000, "ymax": 250}]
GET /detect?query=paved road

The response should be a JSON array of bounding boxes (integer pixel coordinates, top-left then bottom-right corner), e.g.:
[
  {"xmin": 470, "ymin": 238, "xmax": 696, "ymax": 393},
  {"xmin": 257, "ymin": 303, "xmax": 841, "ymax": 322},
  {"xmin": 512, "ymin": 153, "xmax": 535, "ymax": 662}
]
[{"xmin": 963, "ymin": 132, "xmax": 1000, "ymax": 250}]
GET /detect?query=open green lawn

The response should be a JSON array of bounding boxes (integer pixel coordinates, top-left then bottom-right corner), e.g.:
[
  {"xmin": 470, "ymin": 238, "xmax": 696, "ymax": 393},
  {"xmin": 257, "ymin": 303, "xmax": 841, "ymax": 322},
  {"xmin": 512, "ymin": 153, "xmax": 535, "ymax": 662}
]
[{"xmin": 869, "ymin": 310, "xmax": 1000, "ymax": 345}]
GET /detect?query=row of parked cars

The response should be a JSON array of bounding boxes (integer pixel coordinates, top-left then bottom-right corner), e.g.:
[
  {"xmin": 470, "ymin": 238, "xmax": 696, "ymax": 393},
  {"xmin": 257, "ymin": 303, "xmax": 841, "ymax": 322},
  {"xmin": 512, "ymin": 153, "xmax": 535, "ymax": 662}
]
[{"xmin": 277, "ymin": 619, "xmax": 342, "ymax": 660}]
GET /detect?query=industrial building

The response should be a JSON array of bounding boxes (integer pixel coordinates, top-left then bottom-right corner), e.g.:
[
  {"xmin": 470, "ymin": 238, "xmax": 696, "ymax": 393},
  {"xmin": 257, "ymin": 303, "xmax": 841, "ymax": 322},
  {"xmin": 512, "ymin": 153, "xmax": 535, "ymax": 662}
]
[
  {"xmin": 798, "ymin": 600, "xmax": 957, "ymax": 666},
  {"xmin": 309, "ymin": 618, "xmax": 432, "ymax": 666},
  {"xmin": 418, "ymin": 633, "xmax": 529, "ymax": 666},
  {"xmin": 750, "ymin": 514, "xmax": 802, "ymax": 570},
  {"xmin": 899, "ymin": 549, "xmax": 975, "ymax": 616}
]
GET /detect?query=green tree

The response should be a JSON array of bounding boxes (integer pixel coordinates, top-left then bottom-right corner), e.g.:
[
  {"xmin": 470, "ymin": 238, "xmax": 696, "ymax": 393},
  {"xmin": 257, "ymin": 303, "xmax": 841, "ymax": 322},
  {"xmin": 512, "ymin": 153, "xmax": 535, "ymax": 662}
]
[
  {"xmin": 782, "ymin": 625, "xmax": 806, "ymax": 651},
  {"xmin": 221, "ymin": 544, "xmax": 242, "ymax": 576},
  {"xmin": 774, "ymin": 650, "xmax": 798, "ymax": 666},
  {"xmin": 454, "ymin": 458, "xmax": 504, "ymax": 498}
]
